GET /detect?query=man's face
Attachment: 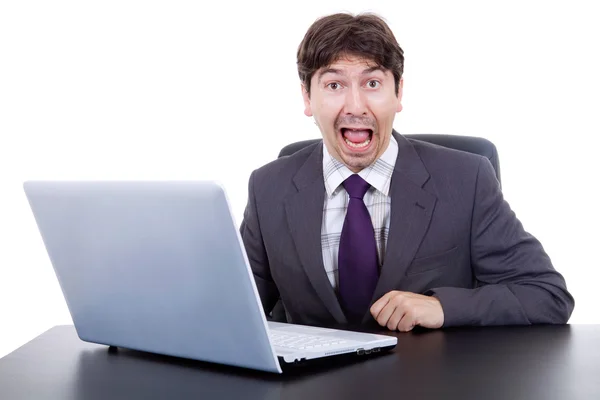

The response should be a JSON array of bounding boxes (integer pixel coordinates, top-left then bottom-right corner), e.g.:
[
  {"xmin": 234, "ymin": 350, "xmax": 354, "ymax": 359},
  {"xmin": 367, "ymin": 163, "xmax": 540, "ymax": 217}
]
[{"xmin": 302, "ymin": 54, "xmax": 403, "ymax": 172}]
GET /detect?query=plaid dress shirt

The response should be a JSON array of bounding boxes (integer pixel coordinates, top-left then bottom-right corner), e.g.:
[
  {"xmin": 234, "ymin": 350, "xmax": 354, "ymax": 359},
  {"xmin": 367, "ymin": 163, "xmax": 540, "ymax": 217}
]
[{"xmin": 321, "ymin": 135, "xmax": 398, "ymax": 290}]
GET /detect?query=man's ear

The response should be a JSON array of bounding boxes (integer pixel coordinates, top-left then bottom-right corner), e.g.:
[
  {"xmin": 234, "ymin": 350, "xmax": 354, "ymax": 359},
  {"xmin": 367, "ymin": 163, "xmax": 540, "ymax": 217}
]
[
  {"xmin": 301, "ymin": 84, "xmax": 313, "ymax": 117},
  {"xmin": 396, "ymin": 78, "xmax": 404, "ymax": 113}
]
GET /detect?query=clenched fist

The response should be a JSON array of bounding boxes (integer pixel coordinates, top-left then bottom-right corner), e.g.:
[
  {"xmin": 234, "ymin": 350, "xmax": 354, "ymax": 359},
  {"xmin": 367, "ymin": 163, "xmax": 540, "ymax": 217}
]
[{"xmin": 370, "ymin": 291, "xmax": 444, "ymax": 332}]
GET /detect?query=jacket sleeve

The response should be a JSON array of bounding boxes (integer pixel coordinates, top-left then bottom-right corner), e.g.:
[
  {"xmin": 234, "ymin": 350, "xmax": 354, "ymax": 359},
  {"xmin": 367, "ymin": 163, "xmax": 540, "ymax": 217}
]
[
  {"xmin": 427, "ymin": 156, "xmax": 575, "ymax": 327},
  {"xmin": 239, "ymin": 170, "xmax": 280, "ymax": 316}
]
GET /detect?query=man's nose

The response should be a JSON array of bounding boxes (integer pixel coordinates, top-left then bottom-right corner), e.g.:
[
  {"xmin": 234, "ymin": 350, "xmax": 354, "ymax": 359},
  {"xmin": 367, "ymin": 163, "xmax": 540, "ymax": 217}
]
[{"xmin": 343, "ymin": 86, "xmax": 367, "ymax": 116}]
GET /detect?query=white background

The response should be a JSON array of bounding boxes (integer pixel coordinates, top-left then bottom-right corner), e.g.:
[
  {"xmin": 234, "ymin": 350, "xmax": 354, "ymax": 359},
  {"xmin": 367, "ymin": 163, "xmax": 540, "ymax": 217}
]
[{"xmin": 1, "ymin": 0, "xmax": 598, "ymax": 358}]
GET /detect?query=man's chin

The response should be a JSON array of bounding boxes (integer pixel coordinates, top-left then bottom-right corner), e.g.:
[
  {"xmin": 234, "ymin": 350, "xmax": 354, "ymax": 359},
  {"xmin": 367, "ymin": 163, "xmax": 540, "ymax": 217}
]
[{"xmin": 340, "ymin": 153, "xmax": 376, "ymax": 173}]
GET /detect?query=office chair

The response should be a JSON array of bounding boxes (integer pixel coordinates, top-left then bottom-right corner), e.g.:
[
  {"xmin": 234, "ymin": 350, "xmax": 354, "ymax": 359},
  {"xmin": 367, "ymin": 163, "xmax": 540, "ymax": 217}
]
[
  {"xmin": 278, "ymin": 134, "xmax": 501, "ymax": 186},
  {"xmin": 270, "ymin": 133, "xmax": 501, "ymax": 323}
]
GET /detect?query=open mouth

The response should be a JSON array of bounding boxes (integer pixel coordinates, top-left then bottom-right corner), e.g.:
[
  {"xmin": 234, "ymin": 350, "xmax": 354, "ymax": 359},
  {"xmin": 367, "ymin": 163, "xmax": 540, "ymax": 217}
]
[{"xmin": 340, "ymin": 128, "xmax": 374, "ymax": 151}]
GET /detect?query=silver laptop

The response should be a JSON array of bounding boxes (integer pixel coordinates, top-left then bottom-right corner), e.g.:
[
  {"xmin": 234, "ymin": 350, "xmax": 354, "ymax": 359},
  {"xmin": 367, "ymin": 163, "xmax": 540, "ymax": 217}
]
[{"xmin": 23, "ymin": 180, "xmax": 397, "ymax": 374}]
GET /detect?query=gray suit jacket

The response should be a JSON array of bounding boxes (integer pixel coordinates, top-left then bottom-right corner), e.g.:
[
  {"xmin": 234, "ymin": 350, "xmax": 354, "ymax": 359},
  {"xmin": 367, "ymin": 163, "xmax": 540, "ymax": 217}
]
[{"xmin": 240, "ymin": 132, "xmax": 574, "ymax": 327}]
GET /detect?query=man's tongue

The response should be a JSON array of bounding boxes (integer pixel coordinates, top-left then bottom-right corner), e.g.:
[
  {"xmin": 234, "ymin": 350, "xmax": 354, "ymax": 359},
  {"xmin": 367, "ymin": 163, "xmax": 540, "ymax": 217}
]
[{"xmin": 343, "ymin": 129, "xmax": 370, "ymax": 143}]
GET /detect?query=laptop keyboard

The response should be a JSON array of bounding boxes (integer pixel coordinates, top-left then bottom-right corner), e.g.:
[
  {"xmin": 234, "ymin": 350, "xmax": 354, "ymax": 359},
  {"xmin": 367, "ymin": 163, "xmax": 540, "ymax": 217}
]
[{"xmin": 269, "ymin": 331, "xmax": 348, "ymax": 350}]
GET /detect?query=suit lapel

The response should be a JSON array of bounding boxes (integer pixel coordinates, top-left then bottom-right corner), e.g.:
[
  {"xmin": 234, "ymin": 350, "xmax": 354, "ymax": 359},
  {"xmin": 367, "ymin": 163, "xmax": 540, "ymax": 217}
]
[
  {"xmin": 368, "ymin": 132, "xmax": 437, "ymax": 316},
  {"xmin": 284, "ymin": 143, "xmax": 347, "ymax": 324}
]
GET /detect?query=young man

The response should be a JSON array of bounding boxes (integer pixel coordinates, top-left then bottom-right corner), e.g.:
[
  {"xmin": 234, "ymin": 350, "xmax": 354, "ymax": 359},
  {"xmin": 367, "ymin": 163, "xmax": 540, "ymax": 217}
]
[{"xmin": 240, "ymin": 13, "xmax": 574, "ymax": 331}]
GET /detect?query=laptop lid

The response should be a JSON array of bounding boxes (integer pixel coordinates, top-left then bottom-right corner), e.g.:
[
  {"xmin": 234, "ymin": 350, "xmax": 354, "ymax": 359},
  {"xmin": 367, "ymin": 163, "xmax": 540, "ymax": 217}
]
[{"xmin": 24, "ymin": 180, "xmax": 282, "ymax": 373}]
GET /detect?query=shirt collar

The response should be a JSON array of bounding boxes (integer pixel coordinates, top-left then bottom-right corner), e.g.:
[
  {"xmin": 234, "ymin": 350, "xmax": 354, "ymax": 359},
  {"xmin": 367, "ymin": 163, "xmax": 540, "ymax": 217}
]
[{"xmin": 322, "ymin": 134, "xmax": 398, "ymax": 198}]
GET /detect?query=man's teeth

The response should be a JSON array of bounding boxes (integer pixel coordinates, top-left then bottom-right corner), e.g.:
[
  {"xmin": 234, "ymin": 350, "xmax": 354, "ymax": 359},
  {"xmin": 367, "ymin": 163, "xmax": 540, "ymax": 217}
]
[{"xmin": 344, "ymin": 138, "xmax": 371, "ymax": 148}]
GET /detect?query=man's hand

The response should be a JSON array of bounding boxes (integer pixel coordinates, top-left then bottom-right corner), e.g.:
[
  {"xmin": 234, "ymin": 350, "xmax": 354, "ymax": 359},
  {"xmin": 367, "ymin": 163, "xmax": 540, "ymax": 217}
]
[{"xmin": 370, "ymin": 291, "xmax": 444, "ymax": 332}]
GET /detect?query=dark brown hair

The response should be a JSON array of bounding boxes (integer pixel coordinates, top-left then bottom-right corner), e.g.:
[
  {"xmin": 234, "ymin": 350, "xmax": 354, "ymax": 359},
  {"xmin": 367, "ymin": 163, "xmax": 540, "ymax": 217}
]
[{"xmin": 297, "ymin": 13, "xmax": 404, "ymax": 96}]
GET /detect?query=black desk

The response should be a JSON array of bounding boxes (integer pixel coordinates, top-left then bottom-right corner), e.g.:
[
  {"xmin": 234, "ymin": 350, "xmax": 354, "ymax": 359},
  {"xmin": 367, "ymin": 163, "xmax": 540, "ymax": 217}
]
[{"xmin": 1, "ymin": 325, "xmax": 599, "ymax": 399}]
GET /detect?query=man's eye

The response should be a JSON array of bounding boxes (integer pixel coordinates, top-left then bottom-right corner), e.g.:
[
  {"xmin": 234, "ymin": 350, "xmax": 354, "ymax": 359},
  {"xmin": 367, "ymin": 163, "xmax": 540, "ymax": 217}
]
[
  {"xmin": 327, "ymin": 82, "xmax": 341, "ymax": 90},
  {"xmin": 367, "ymin": 80, "xmax": 380, "ymax": 89}
]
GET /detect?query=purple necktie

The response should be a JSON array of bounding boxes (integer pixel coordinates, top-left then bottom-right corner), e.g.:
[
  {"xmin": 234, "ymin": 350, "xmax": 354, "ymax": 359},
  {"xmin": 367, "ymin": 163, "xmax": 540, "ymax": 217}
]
[{"xmin": 338, "ymin": 174, "xmax": 379, "ymax": 323}]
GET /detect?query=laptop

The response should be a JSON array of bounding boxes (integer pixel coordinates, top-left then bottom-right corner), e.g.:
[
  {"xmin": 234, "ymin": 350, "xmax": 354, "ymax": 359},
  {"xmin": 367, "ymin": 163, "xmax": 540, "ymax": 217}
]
[{"xmin": 23, "ymin": 180, "xmax": 397, "ymax": 374}]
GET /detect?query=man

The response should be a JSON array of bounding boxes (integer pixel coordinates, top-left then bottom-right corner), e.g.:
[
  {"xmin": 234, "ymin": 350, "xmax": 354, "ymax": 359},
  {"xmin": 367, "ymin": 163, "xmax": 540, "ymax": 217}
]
[{"xmin": 240, "ymin": 13, "xmax": 574, "ymax": 332}]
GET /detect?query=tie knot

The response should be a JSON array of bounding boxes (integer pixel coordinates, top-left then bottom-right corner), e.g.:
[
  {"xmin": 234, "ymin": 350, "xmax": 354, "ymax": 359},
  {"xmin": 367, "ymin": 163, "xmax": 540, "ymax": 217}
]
[{"xmin": 343, "ymin": 174, "xmax": 371, "ymax": 199}]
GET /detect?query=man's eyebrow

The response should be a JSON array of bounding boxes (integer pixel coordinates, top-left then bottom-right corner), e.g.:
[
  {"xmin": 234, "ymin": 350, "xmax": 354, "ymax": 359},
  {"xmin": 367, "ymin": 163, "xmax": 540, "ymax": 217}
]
[
  {"xmin": 317, "ymin": 66, "xmax": 386, "ymax": 83},
  {"xmin": 317, "ymin": 68, "xmax": 343, "ymax": 83},
  {"xmin": 362, "ymin": 66, "xmax": 385, "ymax": 75}
]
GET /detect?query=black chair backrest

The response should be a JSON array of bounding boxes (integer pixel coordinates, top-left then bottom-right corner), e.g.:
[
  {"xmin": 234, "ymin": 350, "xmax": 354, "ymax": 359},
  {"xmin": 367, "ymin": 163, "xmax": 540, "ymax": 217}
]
[{"xmin": 278, "ymin": 134, "xmax": 501, "ymax": 186}]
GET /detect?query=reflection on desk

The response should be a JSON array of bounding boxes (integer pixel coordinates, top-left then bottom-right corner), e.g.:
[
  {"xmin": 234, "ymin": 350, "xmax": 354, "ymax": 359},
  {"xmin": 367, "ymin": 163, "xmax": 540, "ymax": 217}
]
[{"xmin": 1, "ymin": 325, "xmax": 600, "ymax": 400}]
